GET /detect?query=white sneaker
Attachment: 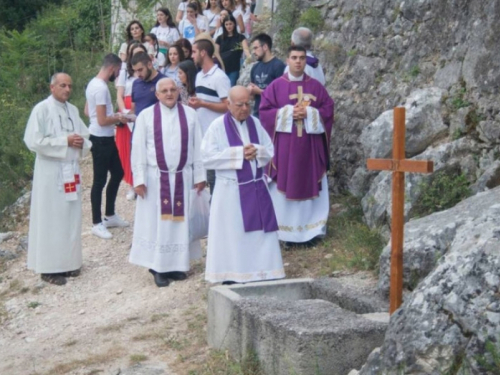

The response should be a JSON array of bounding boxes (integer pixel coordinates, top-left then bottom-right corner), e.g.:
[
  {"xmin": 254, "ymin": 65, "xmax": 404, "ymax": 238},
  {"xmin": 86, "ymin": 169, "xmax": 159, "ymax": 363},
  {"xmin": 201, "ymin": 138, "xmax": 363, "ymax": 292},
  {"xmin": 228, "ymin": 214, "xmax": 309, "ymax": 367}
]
[
  {"xmin": 103, "ymin": 214, "xmax": 129, "ymax": 228},
  {"xmin": 126, "ymin": 188, "xmax": 137, "ymax": 201},
  {"xmin": 92, "ymin": 223, "xmax": 113, "ymax": 239}
]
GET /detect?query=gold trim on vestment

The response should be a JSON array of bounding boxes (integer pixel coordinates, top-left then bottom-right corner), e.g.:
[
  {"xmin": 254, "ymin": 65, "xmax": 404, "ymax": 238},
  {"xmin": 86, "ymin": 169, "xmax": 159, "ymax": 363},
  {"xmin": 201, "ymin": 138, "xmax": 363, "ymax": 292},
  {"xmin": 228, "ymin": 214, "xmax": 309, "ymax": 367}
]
[
  {"xmin": 279, "ymin": 219, "xmax": 327, "ymax": 233},
  {"xmin": 161, "ymin": 214, "xmax": 185, "ymax": 222}
]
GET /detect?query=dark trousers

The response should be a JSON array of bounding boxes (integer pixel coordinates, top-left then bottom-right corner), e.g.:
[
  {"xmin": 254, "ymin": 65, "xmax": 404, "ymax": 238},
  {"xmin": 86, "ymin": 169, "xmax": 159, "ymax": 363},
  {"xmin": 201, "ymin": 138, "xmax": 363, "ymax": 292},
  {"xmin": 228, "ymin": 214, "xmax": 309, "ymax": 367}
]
[
  {"xmin": 207, "ymin": 169, "xmax": 216, "ymax": 196},
  {"xmin": 90, "ymin": 135, "xmax": 124, "ymax": 224}
]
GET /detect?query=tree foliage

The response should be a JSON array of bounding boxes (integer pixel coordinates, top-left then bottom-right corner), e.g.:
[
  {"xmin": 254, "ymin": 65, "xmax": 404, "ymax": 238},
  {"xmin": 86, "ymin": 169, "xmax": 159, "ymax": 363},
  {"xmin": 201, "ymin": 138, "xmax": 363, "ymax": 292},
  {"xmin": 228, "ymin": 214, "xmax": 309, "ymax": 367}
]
[
  {"xmin": 0, "ymin": 0, "xmax": 63, "ymax": 31},
  {"xmin": 0, "ymin": 0, "xmax": 111, "ymax": 216}
]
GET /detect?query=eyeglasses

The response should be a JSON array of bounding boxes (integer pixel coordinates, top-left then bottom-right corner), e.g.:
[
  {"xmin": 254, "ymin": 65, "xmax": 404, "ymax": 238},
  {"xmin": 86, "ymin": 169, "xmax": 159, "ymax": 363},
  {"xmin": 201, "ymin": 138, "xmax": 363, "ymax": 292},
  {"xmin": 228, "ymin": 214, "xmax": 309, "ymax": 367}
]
[{"xmin": 59, "ymin": 115, "xmax": 75, "ymax": 132}]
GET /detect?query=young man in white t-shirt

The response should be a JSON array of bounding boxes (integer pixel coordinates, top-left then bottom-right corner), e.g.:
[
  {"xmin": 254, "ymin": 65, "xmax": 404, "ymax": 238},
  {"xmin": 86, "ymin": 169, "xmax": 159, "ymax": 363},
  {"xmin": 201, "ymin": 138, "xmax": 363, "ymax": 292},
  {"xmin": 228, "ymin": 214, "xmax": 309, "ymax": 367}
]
[
  {"xmin": 189, "ymin": 39, "xmax": 230, "ymax": 195},
  {"xmin": 86, "ymin": 53, "xmax": 129, "ymax": 239}
]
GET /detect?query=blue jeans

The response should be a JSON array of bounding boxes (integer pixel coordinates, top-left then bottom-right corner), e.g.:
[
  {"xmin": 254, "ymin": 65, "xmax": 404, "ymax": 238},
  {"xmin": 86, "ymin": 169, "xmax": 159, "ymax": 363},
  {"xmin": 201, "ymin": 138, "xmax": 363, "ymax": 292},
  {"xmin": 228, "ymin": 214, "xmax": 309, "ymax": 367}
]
[{"xmin": 227, "ymin": 71, "xmax": 240, "ymax": 87}]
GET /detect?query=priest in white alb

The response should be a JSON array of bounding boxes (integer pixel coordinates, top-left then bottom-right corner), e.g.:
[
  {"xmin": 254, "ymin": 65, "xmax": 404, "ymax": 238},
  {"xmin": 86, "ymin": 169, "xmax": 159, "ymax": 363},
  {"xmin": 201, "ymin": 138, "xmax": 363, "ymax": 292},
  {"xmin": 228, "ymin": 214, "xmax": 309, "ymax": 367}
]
[
  {"xmin": 130, "ymin": 78, "xmax": 206, "ymax": 288},
  {"xmin": 24, "ymin": 73, "xmax": 92, "ymax": 286},
  {"xmin": 201, "ymin": 86, "xmax": 285, "ymax": 284}
]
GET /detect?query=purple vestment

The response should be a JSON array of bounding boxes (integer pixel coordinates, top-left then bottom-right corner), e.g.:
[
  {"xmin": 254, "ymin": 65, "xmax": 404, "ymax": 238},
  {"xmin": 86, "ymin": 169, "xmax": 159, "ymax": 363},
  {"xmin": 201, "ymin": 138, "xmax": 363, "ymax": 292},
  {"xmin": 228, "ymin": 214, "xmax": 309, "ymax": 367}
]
[
  {"xmin": 259, "ymin": 74, "xmax": 334, "ymax": 200},
  {"xmin": 154, "ymin": 103, "xmax": 188, "ymax": 221},
  {"xmin": 223, "ymin": 113, "xmax": 278, "ymax": 233}
]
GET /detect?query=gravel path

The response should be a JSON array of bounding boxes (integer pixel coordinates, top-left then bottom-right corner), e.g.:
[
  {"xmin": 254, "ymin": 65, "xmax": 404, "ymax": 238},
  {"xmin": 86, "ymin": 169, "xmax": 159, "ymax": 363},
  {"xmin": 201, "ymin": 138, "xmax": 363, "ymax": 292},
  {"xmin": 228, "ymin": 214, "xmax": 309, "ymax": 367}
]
[{"xmin": 0, "ymin": 155, "xmax": 210, "ymax": 375}]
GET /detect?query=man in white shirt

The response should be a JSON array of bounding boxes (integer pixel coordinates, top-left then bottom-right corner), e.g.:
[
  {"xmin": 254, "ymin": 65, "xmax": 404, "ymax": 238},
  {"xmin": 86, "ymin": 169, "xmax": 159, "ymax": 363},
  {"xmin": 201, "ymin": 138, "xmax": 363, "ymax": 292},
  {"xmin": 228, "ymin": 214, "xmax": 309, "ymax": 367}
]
[
  {"xmin": 86, "ymin": 54, "xmax": 129, "ymax": 239},
  {"xmin": 189, "ymin": 39, "xmax": 231, "ymax": 194},
  {"xmin": 284, "ymin": 27, "xmax": 326, "ymax": 86},
  {"xmin": 24, "ymin": 73, "xmax": 92, "ymax": 285},
  {"xmin": 130, "ymin": 78, "xmax": 206, "ymax": 287}
]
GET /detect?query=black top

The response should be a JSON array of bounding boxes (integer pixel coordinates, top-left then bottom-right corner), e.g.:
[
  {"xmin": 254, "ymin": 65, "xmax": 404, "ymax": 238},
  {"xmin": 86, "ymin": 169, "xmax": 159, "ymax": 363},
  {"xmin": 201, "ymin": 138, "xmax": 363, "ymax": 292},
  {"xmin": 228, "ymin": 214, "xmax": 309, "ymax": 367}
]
[
  {"xmin": 250, "ymin": 57, "xmax": 286, "ymax": 117},
  {"xmin": 216, "ymin": 33, "xmax": 246, "ymax": 74}
]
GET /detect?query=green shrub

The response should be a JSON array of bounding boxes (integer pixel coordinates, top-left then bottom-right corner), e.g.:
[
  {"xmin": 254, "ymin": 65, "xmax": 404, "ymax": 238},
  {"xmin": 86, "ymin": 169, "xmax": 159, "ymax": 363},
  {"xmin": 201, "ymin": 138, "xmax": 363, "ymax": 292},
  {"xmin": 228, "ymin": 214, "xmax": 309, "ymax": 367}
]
[
  {"xmin": 298, "ymin": 8, "xmax": 324, "ymax": 33},
  {"xmin": 413, "ymin": 169, "xmax": 471, "ymax": 217}
]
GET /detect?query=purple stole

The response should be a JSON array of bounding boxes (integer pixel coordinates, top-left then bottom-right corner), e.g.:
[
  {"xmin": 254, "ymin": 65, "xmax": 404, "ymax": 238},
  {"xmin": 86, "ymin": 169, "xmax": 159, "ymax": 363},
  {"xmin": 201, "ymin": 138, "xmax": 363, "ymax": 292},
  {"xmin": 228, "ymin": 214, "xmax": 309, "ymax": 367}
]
[
  {"xmin": 306, "ymin": 55, "xmax": 319, "ymax": 68},
  {"xmin": 154, "ymin": 102, "xmax": 189, "ymax": 221},
  {"xmin": 223, "ymin": 113, "xmax": 278, "ymax": 233}
]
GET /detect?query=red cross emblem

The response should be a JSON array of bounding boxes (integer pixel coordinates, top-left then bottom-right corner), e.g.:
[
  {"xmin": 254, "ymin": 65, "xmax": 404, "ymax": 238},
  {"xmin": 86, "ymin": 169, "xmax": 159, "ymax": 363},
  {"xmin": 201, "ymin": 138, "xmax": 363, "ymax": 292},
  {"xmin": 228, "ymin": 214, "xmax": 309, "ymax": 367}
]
[
  {"xmin": 74, "ymin": 174, "xmax": 80, "ymax": 185},
  {"xmin": 64, "ymin": 182, "xmax": 76, "ymax": 193}
]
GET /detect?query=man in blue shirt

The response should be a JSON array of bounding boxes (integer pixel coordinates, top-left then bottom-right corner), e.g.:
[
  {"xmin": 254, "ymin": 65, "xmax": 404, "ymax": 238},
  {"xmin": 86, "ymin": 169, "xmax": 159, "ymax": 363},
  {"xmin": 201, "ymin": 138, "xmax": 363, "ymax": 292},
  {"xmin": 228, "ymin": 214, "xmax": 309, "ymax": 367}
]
[
  {"xmin": 131, "ymin": 52, "xmax": 166, "ymax": 117},
  {"xmin": 247, "ymin": 33, "xmax": 286, "ymax": 118}
]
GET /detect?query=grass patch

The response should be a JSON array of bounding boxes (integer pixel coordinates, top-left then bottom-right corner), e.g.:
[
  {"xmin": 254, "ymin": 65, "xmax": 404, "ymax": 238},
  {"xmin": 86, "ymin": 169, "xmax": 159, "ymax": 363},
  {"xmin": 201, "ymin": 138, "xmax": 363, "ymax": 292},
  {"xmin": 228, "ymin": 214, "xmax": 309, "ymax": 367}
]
[
  {"xmin": 45, "ymin": 347, "xmax": 124, "ymax": 375},
  {"xmin": 129, "ymin": 354, "xmax": 148, "ymax": 364},
  {"xmin": 190, "ymin": 349, "xmax": 262, "ymax": 375},
  {"xmin": 95, "ymin": 322, "xmax": 125, "ymax": 334},
  {"xmin": 476, "ymin": 339, "xmax": 500, "ymax": 374},
  {"xmin": 63, "ymin": 339, "xmax": 78, "ymax": 347},
  {"xmin": 150, "ymin": 313, "xmax": 169, "ymax": 323},
  {"xmin": 27, "ymin": 301, "xmax": 41, "ymax": 309},
  {"xmin": 281, "ymin": 194, "xmax": 384, "ymax": 278}
]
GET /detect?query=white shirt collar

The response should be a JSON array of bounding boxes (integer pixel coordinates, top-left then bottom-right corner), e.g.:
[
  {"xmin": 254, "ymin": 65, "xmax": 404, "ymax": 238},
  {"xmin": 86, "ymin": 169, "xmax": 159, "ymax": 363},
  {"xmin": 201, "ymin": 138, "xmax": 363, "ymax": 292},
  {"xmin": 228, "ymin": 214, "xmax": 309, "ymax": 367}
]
[{"xmin": 288, "ymin": 72, "xmax": 304, "ymax": 81}]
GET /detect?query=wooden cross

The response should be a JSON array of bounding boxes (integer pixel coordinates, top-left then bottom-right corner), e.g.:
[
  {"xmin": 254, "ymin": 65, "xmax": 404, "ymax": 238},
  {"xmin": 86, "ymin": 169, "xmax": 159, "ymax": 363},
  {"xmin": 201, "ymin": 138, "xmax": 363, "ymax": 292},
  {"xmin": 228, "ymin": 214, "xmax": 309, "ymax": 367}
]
[
  {"xmin": 289, "ymin": 86, "xmax": 305, "ymax": 137},
  {"xmin": 366, "ymin": 107, "xmax": 434, "ymax": 314}
]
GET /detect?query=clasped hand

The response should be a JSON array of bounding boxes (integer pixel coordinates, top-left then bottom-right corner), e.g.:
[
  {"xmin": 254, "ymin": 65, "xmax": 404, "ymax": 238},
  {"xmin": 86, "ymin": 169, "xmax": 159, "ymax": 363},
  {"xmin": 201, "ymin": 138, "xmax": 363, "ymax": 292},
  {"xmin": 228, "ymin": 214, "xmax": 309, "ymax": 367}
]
[
  {"xmin": 292, "ymin": 103, "xmax": 306, "ymax": 120},
  {"xmin": 67, "ymin": 134, "xmax": 84, "ymax": 149},
  {"xmin": 188, "ymin": 97, "xmax": 202, "ymax": 109},
  {"xmin": 244, "ymin": 144, "xmax": 257, "ymax": 161}
]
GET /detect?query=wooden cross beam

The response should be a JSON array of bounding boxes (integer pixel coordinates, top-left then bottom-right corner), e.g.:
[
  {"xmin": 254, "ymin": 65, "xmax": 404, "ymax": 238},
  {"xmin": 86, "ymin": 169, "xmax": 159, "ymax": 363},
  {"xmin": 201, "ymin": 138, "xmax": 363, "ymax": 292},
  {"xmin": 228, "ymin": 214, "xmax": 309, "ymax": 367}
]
[{"xmin": 366, "ymin": 107, "xmax": 434, "ymax": 314}]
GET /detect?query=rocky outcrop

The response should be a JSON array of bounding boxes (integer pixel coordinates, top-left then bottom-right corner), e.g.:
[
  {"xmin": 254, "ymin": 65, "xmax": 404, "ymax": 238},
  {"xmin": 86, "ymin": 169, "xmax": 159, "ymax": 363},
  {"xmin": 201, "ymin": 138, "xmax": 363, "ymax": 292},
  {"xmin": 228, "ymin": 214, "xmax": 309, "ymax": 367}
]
[
  {"xmin": 377, "ymin": 186, "xmax": 500, "ymax": 297},
  {"xmin": 359, "ymin": 188, "xmax": 500, "ymax": 374},
  {"xmin": 290, "ymin": 0, "xmax": 500, "ymax": 196},
  {"xmin": 361, "ymin": 137, "xmax": 479, "ymax": 230}
]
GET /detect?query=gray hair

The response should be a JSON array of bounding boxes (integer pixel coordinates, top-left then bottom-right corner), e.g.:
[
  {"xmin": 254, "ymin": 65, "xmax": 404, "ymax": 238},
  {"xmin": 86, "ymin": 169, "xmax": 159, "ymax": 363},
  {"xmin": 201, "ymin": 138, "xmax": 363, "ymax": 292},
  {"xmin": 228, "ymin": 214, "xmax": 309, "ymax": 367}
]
[
  {"xmin": 50, "ymin": 72, "xmax": 68, "ymax": 85},
  {"xmin": 291, "ymin": 27, "xmax": 313, "ymax": 50},
  {"xmin": 155, "ymin": 77, "xmax": 177, "ymax": 92}
]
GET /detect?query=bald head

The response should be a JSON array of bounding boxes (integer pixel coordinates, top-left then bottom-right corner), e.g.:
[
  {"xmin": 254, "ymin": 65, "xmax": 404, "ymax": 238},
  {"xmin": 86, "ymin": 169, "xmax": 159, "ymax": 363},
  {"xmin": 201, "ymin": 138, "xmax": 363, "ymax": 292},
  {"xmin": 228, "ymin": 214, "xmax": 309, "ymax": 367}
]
[
  {"xmin": 291, "ymin": 27, "xmax": 313, "ymax": 50},
  {"xmin": 156, "ymin": 77, "xmax": 176, "ymax": 92},
  {"xmin": 155, "ymin": 78, "xmax": 179, "ymax": 108},
  {"xmin": 50, "ymin": 73, "xmax": 72, "ymax": 103},
  {"xmin": 228, "ymin": 86, "xmax": 251, "ymax": 121}
]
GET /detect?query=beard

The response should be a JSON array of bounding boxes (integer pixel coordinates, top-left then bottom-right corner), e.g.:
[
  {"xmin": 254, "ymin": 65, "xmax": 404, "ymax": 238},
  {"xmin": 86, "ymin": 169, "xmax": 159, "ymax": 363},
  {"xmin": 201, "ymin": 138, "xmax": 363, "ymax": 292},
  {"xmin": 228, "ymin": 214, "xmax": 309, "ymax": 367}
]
[
  {"xmin": 109, "ymin": 73, "xmax": 116, "ymax": 82},
  {"xmin": 144, "ymin": 68, "xmax": 153, "ymax": 81}
]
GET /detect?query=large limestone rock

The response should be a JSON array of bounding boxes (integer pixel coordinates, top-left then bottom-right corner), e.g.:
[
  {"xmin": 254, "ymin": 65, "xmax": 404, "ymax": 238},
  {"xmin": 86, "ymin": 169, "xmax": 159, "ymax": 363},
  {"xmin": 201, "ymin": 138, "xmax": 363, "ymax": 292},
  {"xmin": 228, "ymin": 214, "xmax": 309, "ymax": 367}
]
[
  {"xmin": 302, "ymin": 0, "xmax": 500, "ymax": 192},
  {"xmin": 377, "ymin": 186, "xmax": 500, "ymax": 297},
  {"xmin": 361, "ymin": 138, "xmax": 479, "ymax": 230},
  {"xmin": 351, "ymin": 87, "xmax": 448, "ymax": 198},
  {"xmin": 359, "ymin": 190, "xmax": 500, "ymax": 374},
  {"xmin": 359, "ymin": 88, "xmax": 448, "ymax": 160}
]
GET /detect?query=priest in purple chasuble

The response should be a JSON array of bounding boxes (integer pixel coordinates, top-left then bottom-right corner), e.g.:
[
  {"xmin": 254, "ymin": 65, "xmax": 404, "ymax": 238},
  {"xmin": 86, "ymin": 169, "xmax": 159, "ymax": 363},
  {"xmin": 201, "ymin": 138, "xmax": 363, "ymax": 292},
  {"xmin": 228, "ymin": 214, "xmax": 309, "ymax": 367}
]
[
  {"xmin": 201, "ymin": 86, "xmax": 285, "ymax": 284},
  {"xmin": 130, "ymin": 78, "xmax": 206, "ymax": 288},
  {"xmin": 259, "ymin": 46, "xmax": 334, "ymax": 244}
]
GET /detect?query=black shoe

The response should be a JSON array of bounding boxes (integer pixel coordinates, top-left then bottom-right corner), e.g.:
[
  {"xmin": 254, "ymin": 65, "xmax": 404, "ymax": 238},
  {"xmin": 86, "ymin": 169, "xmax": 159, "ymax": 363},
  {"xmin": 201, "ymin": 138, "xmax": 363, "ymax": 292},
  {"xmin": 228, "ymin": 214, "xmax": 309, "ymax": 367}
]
[
  {"xmin": 62, "ymin": 269, "xmax": 81, "ymax": 277},
  {"xmin": 149, "ymin": 269, "xmax": 170, "ymax": 287},
  {"xmin": 41, "ymin": 273, "xmax": 67, "ymax": 286},
  {"xmin": 163, "ymin": 271, "xmax": 188, "ymax": 281},
  {"xmin": 222, "ymin": 280, "xmax": 237, "ymax": 285}
]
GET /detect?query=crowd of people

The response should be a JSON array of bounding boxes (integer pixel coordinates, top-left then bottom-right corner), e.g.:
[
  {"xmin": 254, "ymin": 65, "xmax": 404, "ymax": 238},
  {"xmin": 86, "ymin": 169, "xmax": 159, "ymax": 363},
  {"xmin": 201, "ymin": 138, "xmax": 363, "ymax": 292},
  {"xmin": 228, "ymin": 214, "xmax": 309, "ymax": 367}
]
[{"xmin": 23, "ymin": 0, "xmax": 334, "ymax": 288}]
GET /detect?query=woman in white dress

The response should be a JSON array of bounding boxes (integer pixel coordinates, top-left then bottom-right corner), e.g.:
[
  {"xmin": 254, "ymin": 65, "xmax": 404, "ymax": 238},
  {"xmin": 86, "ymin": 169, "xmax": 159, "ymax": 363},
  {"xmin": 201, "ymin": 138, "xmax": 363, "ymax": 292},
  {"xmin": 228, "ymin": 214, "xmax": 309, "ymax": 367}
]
[
  {"xmin": 178, "ymin": 2, "xmax": 209, "ymax": 44},
  {"xmin": 118, "ymin": 20, "xmax": 154, "ymax": 62},
  {"xmin": 150, "ymin": 8, "xmax": 180, "ymax": 56},
  {"xmin": 203, "ymin": 0, "xmax": 221, "ymax": 37}
]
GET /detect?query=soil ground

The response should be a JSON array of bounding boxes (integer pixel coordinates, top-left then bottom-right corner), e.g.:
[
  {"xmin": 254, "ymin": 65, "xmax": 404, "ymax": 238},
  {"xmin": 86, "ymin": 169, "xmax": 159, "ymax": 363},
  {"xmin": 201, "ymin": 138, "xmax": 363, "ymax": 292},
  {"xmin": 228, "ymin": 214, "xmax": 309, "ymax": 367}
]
[{"xmin": 0, "ymin": 156, "xmax": 377, "ymax": 375}]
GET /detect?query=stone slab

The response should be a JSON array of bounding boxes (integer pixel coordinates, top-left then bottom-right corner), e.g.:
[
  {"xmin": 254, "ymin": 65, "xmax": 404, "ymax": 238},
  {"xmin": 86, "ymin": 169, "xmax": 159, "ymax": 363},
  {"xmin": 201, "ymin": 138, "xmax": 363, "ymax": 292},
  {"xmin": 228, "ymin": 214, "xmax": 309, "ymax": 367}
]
[{"xmin": 207, "ymin": 278, "xmax": 388, "ymax": 375}]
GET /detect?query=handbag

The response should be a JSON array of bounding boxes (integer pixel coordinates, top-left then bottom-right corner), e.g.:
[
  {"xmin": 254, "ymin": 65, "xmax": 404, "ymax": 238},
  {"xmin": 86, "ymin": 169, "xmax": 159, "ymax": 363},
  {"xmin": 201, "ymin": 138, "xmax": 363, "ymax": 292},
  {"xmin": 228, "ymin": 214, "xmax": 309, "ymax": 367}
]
[{"xmin": 189, "ymin": 188, "xmax": 210, "ymax": 242}]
